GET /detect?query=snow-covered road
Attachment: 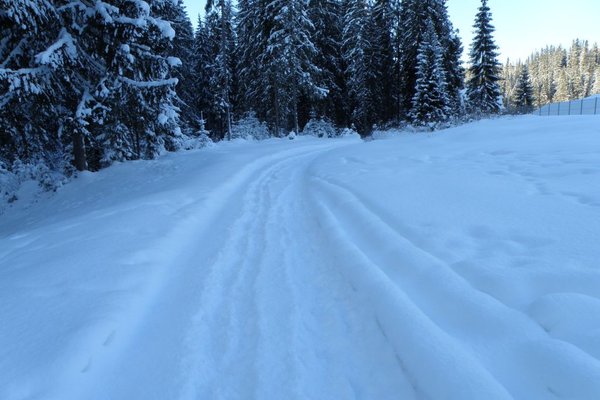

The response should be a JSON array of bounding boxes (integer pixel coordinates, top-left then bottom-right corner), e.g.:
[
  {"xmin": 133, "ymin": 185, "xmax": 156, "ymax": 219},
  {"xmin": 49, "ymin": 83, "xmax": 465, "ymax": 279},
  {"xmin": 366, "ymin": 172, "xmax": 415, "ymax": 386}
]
[{"xmin": 1, "ymin": 116, "xmax": 600, "ymax": 399}]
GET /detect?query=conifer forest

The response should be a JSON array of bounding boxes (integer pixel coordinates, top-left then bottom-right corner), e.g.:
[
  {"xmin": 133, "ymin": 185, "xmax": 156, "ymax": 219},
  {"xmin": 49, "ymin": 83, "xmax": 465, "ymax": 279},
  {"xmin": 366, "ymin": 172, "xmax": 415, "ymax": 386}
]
[{"xmin": 1, "ymin": 0, "xmax": 599, "ymax": 180}]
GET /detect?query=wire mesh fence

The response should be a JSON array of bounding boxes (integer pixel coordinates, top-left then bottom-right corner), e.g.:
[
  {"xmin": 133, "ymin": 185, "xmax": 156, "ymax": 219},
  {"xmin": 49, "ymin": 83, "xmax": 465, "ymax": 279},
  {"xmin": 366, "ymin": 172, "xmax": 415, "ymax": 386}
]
[{"xmin": 536, "ymin": 96, "xmax": 600, "ymax": 116}]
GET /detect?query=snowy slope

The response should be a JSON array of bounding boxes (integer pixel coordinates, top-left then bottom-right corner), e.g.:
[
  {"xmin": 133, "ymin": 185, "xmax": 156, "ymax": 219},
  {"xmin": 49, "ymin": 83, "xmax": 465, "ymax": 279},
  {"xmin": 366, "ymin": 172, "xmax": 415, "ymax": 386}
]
[{"xmin": 1, "ymin": 116, "xmax": 600, "ymax": 399}]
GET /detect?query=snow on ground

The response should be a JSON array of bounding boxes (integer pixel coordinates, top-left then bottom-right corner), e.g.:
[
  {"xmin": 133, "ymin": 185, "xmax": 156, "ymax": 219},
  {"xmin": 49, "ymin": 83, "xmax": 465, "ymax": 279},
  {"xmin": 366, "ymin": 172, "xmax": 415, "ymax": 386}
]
[{"xmin": 1, "ymin": 116, "xmax": 600, "ymax": 399}]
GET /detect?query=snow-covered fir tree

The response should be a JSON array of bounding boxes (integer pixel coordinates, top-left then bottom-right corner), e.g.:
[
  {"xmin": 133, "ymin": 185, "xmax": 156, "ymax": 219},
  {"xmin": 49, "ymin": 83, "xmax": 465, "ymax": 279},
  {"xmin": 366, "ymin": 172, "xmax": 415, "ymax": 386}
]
[
  {"xmin": 1, "ymin": 0, "xmax": 187, "ymax": 173},
  {"xmin": 237, "ymin": 0, "xmax": 322, "ymax": 135},
  {"xmin": 308, "ymin": 0, "xmax": 348, "ymax": 126},
  {"xmin": 370, "ymin": 0, "xmax": 396, "ymax": 124},
  {"xmin": 429, "ymin": 0, "xmax": 464, "ymax": 115},
  {"xmin": 89, "ymin": 0, "xmax": 183, "ymax": 167},
  {"xmin": 466, "ymin": 0, "xmax": 502, "ymax": 114},
  {"xmin": 342, "ymin": 0, "xmax": 376, "ymax": 135},
  {"xmin": 593, "ymin": 69, "xmax": 600, "ymax": 94},
  {"xmin": 397, "ymin": 0, "xmax": 463, "ymax": 118},
  {"xmin": 205, "ymin": 0, "xmax": 236, "ymax": 140},
  {"xmin": 153, "ymin": 0, "xmax": 196, "ymax": 132},
  {"xmin": 235, "ymin": 0, "xmax": 264, "ymax": 118},
  {"xmin": 0, "ymin": 0, "xmax": 71, "ymax": 170},
  {"xmin": 189, "ymin": 16, "xmax": 215, "ymax": 136},
  {"xmin": 409, "ymin": 18, "xmax": 450, "ymax": 126},
  {"xmin": 513, "ymin": 65, "xmax": 535, "ymax": 113},
  {"xmin": 268, "ymin": 0, "xmax": 324, "ymax": 134}
]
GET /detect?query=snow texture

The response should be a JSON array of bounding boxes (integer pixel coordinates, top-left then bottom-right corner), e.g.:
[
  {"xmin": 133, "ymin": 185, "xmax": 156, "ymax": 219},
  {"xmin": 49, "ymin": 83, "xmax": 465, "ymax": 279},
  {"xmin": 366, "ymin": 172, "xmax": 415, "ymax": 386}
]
[{"xmin": 1, "ymin": 116, "xmax": 600, "ymax": 399}]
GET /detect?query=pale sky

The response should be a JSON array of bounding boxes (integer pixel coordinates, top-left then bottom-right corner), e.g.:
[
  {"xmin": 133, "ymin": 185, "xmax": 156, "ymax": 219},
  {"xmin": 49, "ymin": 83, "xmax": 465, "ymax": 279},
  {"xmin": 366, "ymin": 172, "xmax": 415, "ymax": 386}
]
[
  {"xmin": 182, "ymin": 0, "xmax": 600, "ymax": 63},
  {"xmin": 447, "ymin": 0, "xmax": 600, "ymax": 62}
]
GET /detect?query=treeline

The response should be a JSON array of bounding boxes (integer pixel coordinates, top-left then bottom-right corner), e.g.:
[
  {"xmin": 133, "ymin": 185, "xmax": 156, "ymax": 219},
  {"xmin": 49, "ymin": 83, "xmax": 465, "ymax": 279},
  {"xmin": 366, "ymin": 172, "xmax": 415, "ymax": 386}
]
[
  {"xmin": 502, "ymin": 40, "xmax": 600, "ymax": 111},
  {"xmin": 1, "ymin": 0, "xmax": 503, "ymax": 181},
  {"xmin": 191, "ymin": 0, "xmax": 469, "ymax": 138}
]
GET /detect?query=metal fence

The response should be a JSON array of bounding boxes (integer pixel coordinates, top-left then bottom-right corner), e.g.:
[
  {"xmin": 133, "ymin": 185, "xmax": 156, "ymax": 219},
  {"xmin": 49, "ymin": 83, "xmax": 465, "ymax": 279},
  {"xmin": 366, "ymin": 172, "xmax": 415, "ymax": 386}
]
[{"xmin": 536, "ymin": 96, "xmax": 600, "ymax": 116}]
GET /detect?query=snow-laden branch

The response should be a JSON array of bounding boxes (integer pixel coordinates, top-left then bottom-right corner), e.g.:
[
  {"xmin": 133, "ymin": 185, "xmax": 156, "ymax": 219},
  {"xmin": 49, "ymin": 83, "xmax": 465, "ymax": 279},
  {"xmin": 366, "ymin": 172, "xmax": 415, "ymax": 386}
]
[{"xmin": 120, "ymin": 77, "xmax": 178, "ymax": 88}]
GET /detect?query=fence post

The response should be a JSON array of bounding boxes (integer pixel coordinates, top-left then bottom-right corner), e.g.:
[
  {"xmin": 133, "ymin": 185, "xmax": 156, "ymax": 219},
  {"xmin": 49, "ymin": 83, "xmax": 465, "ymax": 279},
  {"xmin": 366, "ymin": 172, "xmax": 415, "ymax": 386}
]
[
  {"xmin": 568, "ymin": 101, "xmax": 571, "ymax": 115},
  {"xmin": 558, "ymin": 102, "xmax": 561, "ymax": 115},
  {"xmin": 548, "ymin": 103, "xmax": 551, "ymax": 116},
  {"xmin": 581, "ymin": 99, "xmax": 584, "ymax": 115},
  {"xmin": 595, "ymin": 97, "xmax": 598, "ymax": 115}
]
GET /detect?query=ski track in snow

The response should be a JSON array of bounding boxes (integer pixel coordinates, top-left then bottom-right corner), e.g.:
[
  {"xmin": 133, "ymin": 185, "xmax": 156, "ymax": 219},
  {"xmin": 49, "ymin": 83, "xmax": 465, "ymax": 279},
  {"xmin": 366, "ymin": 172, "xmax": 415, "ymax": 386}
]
[{"xmin": 1, "ymin": 116, "xmax": 600, "ymax": 399}]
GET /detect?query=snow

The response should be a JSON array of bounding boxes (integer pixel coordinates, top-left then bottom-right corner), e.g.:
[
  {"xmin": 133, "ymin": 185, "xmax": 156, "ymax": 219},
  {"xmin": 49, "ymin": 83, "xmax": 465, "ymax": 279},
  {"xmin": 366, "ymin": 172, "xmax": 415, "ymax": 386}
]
[
  {"xmin": 35, "ymin": 29, "xmax": 77, "ymax": 66},
  {"xmin": 1, "ymin": 116, "xmax": 600, "ymax": 399}
]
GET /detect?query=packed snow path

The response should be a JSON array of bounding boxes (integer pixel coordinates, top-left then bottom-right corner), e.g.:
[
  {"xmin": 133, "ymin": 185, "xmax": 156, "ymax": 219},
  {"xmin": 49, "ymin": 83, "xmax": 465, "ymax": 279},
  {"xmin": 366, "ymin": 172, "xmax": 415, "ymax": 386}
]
[{"xmin": 1, "ymin": 117, "xmax": 600, "ymax": 400}]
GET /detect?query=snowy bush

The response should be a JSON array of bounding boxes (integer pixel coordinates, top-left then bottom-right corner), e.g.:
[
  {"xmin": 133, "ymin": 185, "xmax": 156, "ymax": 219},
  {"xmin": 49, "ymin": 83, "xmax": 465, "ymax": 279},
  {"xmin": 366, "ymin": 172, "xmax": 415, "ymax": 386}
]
[
  {"xmin": 0, "ymin": 160, "xmax": 67, "ymax": 214},
  {"xmin": 182, "ymin": 132, "xmax": 214, "ymax": 150},
  {"xmin": 339, "ymin": 127, "xmax": 361, "ymax": 139},
  {"xmin": 302, "ymin": 117, "xmax": 338, "ymax": 138},
  {"xmin": 181, "ymin": 122, "xmax": 214, "ymax": 150},
  {"xmin": 231, "ymin": 113, "xmax": 270, "ymax": 141}
]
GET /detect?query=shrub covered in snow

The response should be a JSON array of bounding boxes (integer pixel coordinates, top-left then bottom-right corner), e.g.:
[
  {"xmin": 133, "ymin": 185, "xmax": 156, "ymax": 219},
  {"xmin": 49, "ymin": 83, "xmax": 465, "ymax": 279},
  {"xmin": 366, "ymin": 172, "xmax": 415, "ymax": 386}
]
[
  {"xmin": 302, "ymin": 117, "xmax": 338, "ymax": 138},
  {"xmin": 0, "ymin": 160, "xmax": 68, "ymax": 214},
  {"xmin": 231, "ymin": 113, "xmax": 271, "ymax": 141}
]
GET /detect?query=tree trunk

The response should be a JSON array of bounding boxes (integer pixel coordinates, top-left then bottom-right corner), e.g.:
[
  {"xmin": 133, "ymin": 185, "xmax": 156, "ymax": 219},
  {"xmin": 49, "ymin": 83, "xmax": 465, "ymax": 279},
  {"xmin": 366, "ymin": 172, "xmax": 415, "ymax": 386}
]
[
  {"xmin": 293, "ymin": 100, "xmax": 299, "ymax": 134},
  {"xmin": 226, "ymin": 105, "xmax": 232, "ymax": 141},
  {"xmin": 274, "ymin": 92, "xmax": 281, "ymax": 137},
  {"xmin": 73, "ymin": 131, "xmax": 87, "ymax": 172}
]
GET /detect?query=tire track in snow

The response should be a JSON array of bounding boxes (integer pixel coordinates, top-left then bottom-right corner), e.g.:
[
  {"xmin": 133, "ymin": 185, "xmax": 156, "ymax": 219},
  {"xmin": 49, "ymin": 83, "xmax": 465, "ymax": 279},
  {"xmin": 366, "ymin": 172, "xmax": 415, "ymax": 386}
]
[
  {"xmin": 178, "ymin": 143, "xmax": 348, "ymax": 400},
  {"xmin": 182, "ymin": 141, "xmax": 419, "ymax": 400},
  {"xmin": 61, "ymin": 142, "xmax": 343, "ymax": 400},
  {"xmin": 308, "ymin": 175, "xmax": 600, "ymax": 399}
]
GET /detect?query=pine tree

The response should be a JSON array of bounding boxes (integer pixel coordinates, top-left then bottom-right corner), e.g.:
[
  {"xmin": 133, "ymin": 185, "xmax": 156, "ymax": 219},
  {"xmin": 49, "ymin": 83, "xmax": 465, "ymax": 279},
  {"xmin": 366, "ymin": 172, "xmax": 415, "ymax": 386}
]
[
  {"xmin": 513, "ymin": 65, "xmax": 535, "ymax": 113},
  {"xmin": 409, "ymin": 18, "xmax": 450, "ymax": 126},
  {"xmin": 0, "ymin": 0, "xmax": 70, "ymax": 169},
  {"xmin": 397, "ymin": 0, "xmax": 427, "ymax": 115},
  {"xmin": 308, "ymin": 0, "xmax": 348, "ymax": 126},
  {"xmin": 236, "ymin": 0, "xmax": 265, "ymax": 119},
  {"xmin": 190, "ymin": 16, "xmax": 214, "ymax": 134},
  {"xmin": 205, "ymin": 0, "xmax": 236, "ymax": 140},
  {"xmin": 237, "ymin": 0, "xmax": 322, "ymax": 135},
  {"xmin": 88, "ymin": 0, "xmax": 183, "ymax": 167},
  {"xmin": 555, "ymin": 69, "xmax": 570, "ymax": 102},
  {"xmin": 466, "ymin": 0, "xmax": 502, "ymax": 114},
  {"xmin": 153, "ymin": 0, "xmax": 196, "ymax": 132},
  {"xmin": 342, "ymin": 0, "xmax": 375, "ymax": 134},
  {"xmin": 593, "ymin": 69, "xmax": 600, "ymax": 95},
  {"xmin": 397, "ymin": 0, "xmax": 463, "ymax": 119},
  {"xmin": 429, "ymin": 0, "xmax": 464, "ymax": 116},
  {"xmin": 268, "ymin": 0, "xmax": 324, "ymax": 134},
  {"xmin": 370, "ymin": 0, "xmax": 396, "ymax": 124}
]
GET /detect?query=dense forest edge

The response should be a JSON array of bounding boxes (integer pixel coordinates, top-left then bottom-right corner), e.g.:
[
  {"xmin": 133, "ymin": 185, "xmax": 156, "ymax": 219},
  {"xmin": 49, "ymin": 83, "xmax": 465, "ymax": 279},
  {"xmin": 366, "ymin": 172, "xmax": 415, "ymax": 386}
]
[{"xmin": 1, "ymin": 0, "xmax": 599, "ymax": 206}]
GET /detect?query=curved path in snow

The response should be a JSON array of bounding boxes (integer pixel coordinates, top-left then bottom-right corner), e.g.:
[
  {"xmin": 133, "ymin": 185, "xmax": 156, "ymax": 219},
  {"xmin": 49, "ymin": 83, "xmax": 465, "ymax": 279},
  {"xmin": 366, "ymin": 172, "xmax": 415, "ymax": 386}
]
[{"xmin": 2, "ymin": 118, "xmax": 600, "ymax": 400}]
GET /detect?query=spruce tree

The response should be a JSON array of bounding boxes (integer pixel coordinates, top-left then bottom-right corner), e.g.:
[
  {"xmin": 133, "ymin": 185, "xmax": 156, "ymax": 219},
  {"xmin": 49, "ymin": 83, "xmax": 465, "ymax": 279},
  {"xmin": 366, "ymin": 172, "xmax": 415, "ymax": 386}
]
[
  {"xmin": 370, "ymin": 0, "xmax": 396, "ymax": 124},
  {"xmin": 308, "ymin": 0, "xmax": 348, "ymax": 126},
  {"xmin": 409, "ymin": 18, "xmax": 450, "ymax": 126},
  {"xmin": 153, "ymin": 0, "xmax": 196, "ymax": 132},
  {"xmin": 190, "ymin": 16, "xmax": 214, "ymax": 134},
  {"xmin": 236, "ymin": 0, "xmax": 265, "ymax": 120},
  {"xmin": 237, "ymin": 0, "xmax": 322, "ymax": 135},
  {"xmin": 593, "ymin": 69, "xmax": 600, "ymax": 95},
  {"xmin": 268, "ymin": 0, "xmax": 323, "ymax": 134},
  {"xmin": 0, "ymin": 0, "xmax": 70, "ymax": 169},
  {"xmin": 397, "ymin": 0, "xmax": 426, "ymax": 115},
  {"xmin": 513, "ymin": 65, "xmax": 536, "ymax": 113},
  {"xmin": 342, "ymin": 0, "xmax": 375, "ymax": 134},
  {"xmin": 205, "ymin": 0, "xmax": 236, "ymax": 140},
  {"xmin": 466, "ymin": 0, "xmax": 502, "ymax": 114},
  {"xmin": 397, "ymin": 0, "xmax": 463, "ymax": 118}
]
